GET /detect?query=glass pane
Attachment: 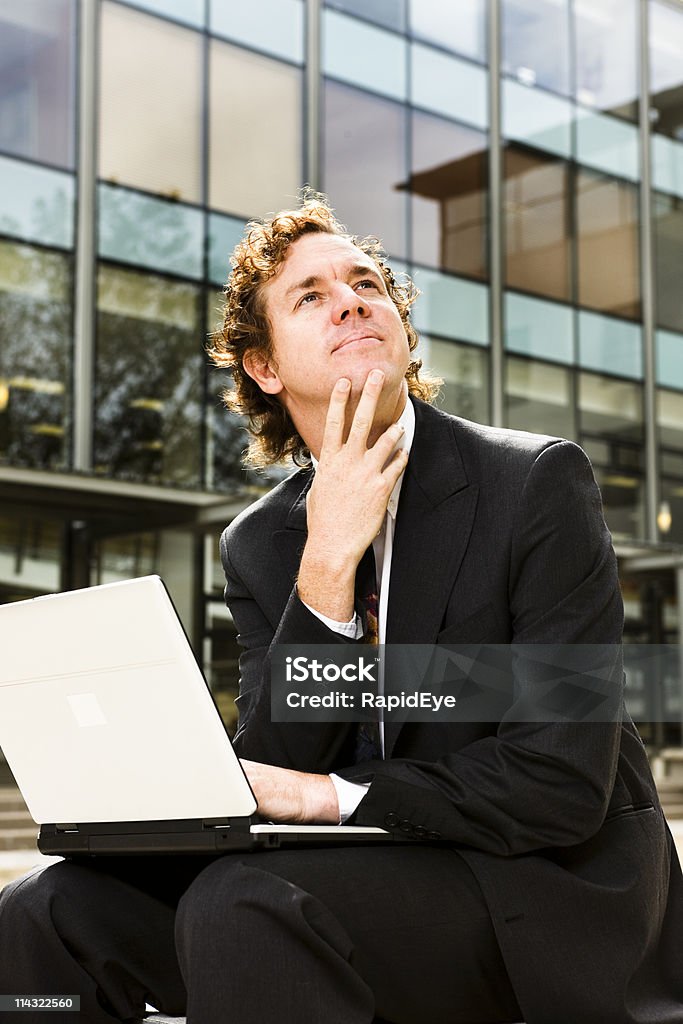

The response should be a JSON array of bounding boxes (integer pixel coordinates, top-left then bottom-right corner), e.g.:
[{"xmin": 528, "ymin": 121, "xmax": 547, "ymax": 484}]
[
  {"xmin": 95, "ymin": 266, "xmax": 202, "ymax": 486},
  {"xmin": 649, "ymin": 1, "xmax": 683, "ymax": 148},
  {"xmin": 573, "ymin": 0, "xmax": 638, "ymax": 120},
  {"xmin": 502, "ymin": 79, "xmax": 572, "ymax": 158},
  {"xmin": 576, "ymin": 169, "xmax": 641, "ymax": 320},
  {"xmin": 505, "ymin": 356, "xmax": 575, "ymax": 438},
  {"xmin": 210, "ymin": 42, "xmax": 303, "ymax": 218},
  {"xmin": 98, "ymin": 184, "xmax": 203, "ymax": 279},
  {"xmin": 210, "ymin": 0, "xmax": 304, "ymax": 63},
  {"xmin": 409, "ymin": 112, "xmax": 488, "ymax": 280},
  {"xmin": 653, "ymin": 190, "xmax": 683, "ymax": 333},
  {"xmin": 579, "ymin": 372, "xmax": 644, "ymax": 541},
  {"xmin": 411, "ymin": 43, "xmax": 488, "ymax": 130},
  {"xmin": 504, "ymin": 291, "xmax": 573, "ymax": 363},
  {"xmin": 124, "ymin": 0, "xmax": 205, "ymax": 26},
  {"xmin": 409, "ymin": 0, "xmax": 487, "ymax": 64},
  {"xmin": 503, "ymin": 145, "xmax": 570, "ymax": 301},
  {"xmin": 0, "ymin": 154, "xmax": 74, "ymax": 249},
  {"xmin": 325, "ymin": 0, "xmax": 406, "ymax": 32},
  {"xmin": 578, "ymin": 310, "xmax": 642, "ymax": 380},
  {"xmin": 502, "ymin": 0, "xmax": 570, "ymax": 96},
  {"xmin": 0, "ymin": 240, "xmax": 72, "ymax": 470},
  {"xmin": 0, "ymin": 0, "xmax": 76, "ymax": 168},
  {"xmin": 323, "ymin": 10, "xmax": 407, "ymax": 101},
  {"xmin": 208, "ymin": 212, "xmax": 247, "ymax": 286},
  {"xmin": 418, "ymin": 337, "xmax": 488, "ymax": 421},
  {"xmin": 412, "ymin": 267, "xmax": 489, "ymax": 345},
  {"xmin": 99, "ymin": 1, "xmax": 202, "ymax": 201},
  {"xmin": 323, "ymin": 80, "xmax": 407, "ymax": 259},
  {"xmin": 652, "ymin": 133, "xmax": 683, "ymax": 200},
  {"xmin": 657, "ymin": 328, "xmax": 683, "ymax": 389},
  {"xmin": 575, "ymin": 109, "xmax": 640, "ymax": 182},
  {"xmin": 0, "ymin": 515, "xmax": 61, "ymax": 599}
]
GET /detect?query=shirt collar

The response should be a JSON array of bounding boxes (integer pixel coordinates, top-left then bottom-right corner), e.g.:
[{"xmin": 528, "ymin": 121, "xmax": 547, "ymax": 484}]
[{"xmin": 310, "ymin": 396, "xmax": 415, "ymax": 523}]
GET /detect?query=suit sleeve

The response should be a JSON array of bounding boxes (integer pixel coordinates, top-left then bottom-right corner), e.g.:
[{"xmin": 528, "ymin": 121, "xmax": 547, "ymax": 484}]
[{"xmin": 341, "ymin": 440, "xmax": 626, "ymax": 855}]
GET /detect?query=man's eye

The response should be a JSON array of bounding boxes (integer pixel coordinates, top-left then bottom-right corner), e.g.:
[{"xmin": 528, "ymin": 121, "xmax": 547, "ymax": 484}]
[
  {"xmin": 356, "ymin": 279, "xmax": 378, "ymax": 291},
  {"xmin": 298, "ymin": 293, "xmax": 318, "ymax": 306}
]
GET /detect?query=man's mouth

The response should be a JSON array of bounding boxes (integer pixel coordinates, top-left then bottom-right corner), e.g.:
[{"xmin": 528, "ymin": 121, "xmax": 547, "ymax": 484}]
[{"xmin": 332, "ymin": 334, "xmax": 381, "ymax": 353}]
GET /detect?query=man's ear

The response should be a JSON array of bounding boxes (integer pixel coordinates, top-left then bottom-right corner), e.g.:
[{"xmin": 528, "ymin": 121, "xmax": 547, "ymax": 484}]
[{"xmin": 242, "ymin": 350, "xmax": 284, "ymax": 396}]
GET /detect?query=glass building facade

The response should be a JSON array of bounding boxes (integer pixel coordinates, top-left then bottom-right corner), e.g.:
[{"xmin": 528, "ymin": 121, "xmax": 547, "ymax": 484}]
[{"xmin": 0, "ymin": 0, "xmax": 682, "ymax": 738}]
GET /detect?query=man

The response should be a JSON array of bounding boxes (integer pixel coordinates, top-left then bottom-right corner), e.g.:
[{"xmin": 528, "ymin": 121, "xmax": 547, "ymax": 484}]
[{"xmin": 0, "ymin": 194, "xmax": 682, "ymax": 1024}]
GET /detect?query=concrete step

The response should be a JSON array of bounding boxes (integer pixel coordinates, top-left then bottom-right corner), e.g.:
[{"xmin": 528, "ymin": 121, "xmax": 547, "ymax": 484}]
[
  {"xmin": 0, "ymin": 811, "xmax": 34, "ymax": 829},
  {"xmin": 0, "ymin": 828, "xmax": 39, "ymax": 851}
]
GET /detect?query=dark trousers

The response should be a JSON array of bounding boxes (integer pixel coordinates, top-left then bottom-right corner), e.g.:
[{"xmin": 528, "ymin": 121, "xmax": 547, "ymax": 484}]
[{"xmin": 0, "ymin": 845, "xmax": 522, "ymax": 1024}]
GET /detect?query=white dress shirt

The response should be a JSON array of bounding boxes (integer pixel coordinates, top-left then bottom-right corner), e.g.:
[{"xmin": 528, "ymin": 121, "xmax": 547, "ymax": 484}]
[{"xmin": 302, "ymin": 399, "xmax": 416, "ymax": 819}]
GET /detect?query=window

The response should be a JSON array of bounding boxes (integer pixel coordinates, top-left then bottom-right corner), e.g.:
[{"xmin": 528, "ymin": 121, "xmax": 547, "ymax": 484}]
[
  {"xmin": 505, "ymin": 357, "xmax": 575, "ymax": 438},
  {"xmin": 99, "ymin": 1, "xmax": 203, "ymax": 201},
  {"xmin": 209, "ymin": 42, "xmax": 303, "ymax": 218},
  {"xmin": 0, "ymin": 0, "xmax": 76, "ymax": 168},
  {"xmin": 0, "ymin": 240, "xmax": 72, "ymax": 470},
  {"xmin": 95, "ymin": 266, "xmax": 202, "ymax": 487}
]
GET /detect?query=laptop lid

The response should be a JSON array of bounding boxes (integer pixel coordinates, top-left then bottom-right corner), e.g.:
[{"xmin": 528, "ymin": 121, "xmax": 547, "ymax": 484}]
[{"xmin": 0, "ymin": 576, "xmax": 257, "ymax": 827}]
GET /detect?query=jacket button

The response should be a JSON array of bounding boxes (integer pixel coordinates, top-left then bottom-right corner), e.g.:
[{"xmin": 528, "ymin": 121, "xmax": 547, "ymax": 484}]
[
  {"xmin": 427, "ymin": 830, "xmax": 442, "ymax": 841},
  {"xmin": 412, "ymin": 825, "xmax": 427, "ymax": 838},
  {"xmin": 399, "ymin": 819, "xmax": 413, "ymax": 833},
  {"xmin": 384, "ymin": 813, "xmax": 400, "ymax": 828}
]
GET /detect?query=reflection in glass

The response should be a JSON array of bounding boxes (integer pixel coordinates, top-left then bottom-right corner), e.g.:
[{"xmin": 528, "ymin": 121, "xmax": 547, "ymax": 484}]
[
  {"xmin": 99, "ymin": 1, "xmax": 202, "ymax": 201},
  {"xmin": 0, "ymin": 240, "xmax": 72, "ymax": 471},
  {"xmin": 98, "ymin": 184, "xmax": 203, "ymax": 279},
  {"xmin": 125, "ymin": 0, "xmax": 204, "ymax": 26},
  {"xmin": 659, "ymin": 388, "xmax": 683, "ymax": 545},
  {"xmin": 210, "ymin": 0, "xmax": 304, "ymax": 62},
  {"xmin": 412, "ymin": 268, "xmax": 489, "ymax": 346},
  {"xmin": 573, "ymin": 0, "xmax": 638, "ymax": 120},
  {"xmin": 575, "ymin": 110, "xmax": 639, "ymax": 182},
  {"xmin": 409, "ymin": 0, "xmax": 487, "ymax": 65},
  {"xmin": 208, "ymin": 213, "xmax": 247, "ymax": 286},
  {"xmin": 95, "ymin": 266, "xmax": 202, "ymax": 486},
  {"xmin": 407, "ymin": 112, "xmax": 487, "ymax": 280},
  {"xmin": 576, "ymin": 169, "xmax": 641, "ymax": 320},
  {"xmin": 210, "ymin": 42, "xmax": 303, "ymax": 218},
  {"xmin": 505, "ymin": 291, "xmax": 573, "ymax": 364},
  {"xmin": 323, "ymin": 10, "xmax": 407, "ymax": 100},
  {"xmin": 325, "ymin": 0, "xmax": 406, "ymax": 33},
  {"xmin": 0, "ymin": 154, "xmax": 74, "ymax": 249},
  {"xmin": 411, "ymin": 44, "xmax": 488, "ymax": 131},
  {"xmin": 418, "ymin": 337, "xmax": 488, "ymax": 422},
  {"xmin": 579, "ymin": 372, "xmax": 644, "ymax": 541},
  {"xmin": 503, "ymin": 144, "xmax": 570, "ymax": 301},
  {"xmin": 649, "ymin": 3, "xmax": 683, "ymax": 197},
  {"xmin": 0, "ymin": 0, "xmax": 76, "ymax": 168},
  {"xmin": 324, "ymin": 81, "xmax": 407, "ymax": 259},
  {"xmin": 502, "ymin": 79, "xmax": 572, "ymax": 159},
  {"xmin": 578, "ymin": 310, "xmax": 642, "ymax": 380},
  {"xmin": 505, "ymin": 356, "xmax": 575, "ymax": 438},
  {"xmin": 502, "ymin": 0, "xmax": 570, "ymax": 96},
  {"xmin": 657, "ymin": 328, "xmax": 683, "ymax": 390},
  {"xmin": 653, "ymin": 191, "xmax": 683, "ymax": 333}
]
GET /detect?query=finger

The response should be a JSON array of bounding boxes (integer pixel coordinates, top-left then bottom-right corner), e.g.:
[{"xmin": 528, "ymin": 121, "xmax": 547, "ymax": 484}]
[
  {"xmin": 320, "ymin": 377, "xmax": 351, "ymax": 455},
  {"xmin": 367, "ymin": 420, "xmax": 406, "ymax": 467},
  {"xmin": 347, "ymin": 369, "xmax": 384, "ymax": 448},
  {"xmin": 381, "ymin": 445, "xmax": 410, "ymax": 488}
]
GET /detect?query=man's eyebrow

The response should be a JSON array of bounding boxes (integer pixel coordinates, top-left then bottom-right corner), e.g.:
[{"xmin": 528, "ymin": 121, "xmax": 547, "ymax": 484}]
[{"xmin": 284, "ymin": 265, "xmax": 384, "ymax": 299}]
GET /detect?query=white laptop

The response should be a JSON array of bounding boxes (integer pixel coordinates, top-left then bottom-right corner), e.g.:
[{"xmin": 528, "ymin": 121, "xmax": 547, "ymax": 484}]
[{"xmin": 0, "ymin": 575, "xmax": 391, "ymax": 855}]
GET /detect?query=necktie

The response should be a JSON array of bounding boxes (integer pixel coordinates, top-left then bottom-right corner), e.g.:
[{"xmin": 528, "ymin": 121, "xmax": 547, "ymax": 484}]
[{"xmin": 354, "ymin": 545, "xmax": 382, "ymax": 762}]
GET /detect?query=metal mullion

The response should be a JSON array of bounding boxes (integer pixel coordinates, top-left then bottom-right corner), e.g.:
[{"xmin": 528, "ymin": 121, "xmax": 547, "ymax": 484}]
[
  {"xmin": 488, "ymin": 0, "xmax": 504, "ymax": 427},
  {"xmin": 305, "ymin": 0, "xmax": 322, "ymax": 189}
]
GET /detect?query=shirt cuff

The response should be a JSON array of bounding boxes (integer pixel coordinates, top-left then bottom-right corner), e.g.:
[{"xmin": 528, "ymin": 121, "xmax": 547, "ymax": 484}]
[
  {"xmin": 329, "ymin": 773, "xmax": 371, "ymax": 822},
  {"xmin": 299, "ymin": 597, "xmax": 363, "ymax": 639}
]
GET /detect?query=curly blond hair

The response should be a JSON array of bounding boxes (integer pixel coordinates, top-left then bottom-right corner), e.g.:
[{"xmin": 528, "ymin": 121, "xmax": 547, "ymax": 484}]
[{"xmin": 209, "ymin": 192, "xmax": 441, "ymax": 468}]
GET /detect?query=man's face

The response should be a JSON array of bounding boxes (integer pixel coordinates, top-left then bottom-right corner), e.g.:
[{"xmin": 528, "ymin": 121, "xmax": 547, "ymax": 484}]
[{"xmin": 248, "ymin": 233, "xmax": 411, "ymax": 428}]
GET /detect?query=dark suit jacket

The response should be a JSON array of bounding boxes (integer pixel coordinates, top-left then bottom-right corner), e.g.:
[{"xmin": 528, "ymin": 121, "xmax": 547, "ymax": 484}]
[{"xmin": 220, "ymin": 396, "xmax": 683, "ymax": 1024}]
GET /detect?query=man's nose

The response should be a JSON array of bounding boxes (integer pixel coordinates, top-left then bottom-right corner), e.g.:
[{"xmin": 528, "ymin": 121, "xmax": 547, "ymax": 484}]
[{"xmin": 333, "ymin": 286, "xmax": 369, "ymax": 324}]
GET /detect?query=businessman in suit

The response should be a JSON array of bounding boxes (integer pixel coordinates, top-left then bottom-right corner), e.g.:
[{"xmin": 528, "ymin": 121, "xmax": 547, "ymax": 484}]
[{"xmin": 1, "ymin": 194, "xmax": 682, "ymax": 1024}]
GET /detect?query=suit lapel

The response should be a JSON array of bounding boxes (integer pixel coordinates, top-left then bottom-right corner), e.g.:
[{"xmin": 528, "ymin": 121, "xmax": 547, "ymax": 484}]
[
  {"xmin": 273, "ymin": 470, "xmax": 312, "ymax": 583},
  {"xmin": 384, "ymin": 400, "xmax": 478, "ymax": 755}
]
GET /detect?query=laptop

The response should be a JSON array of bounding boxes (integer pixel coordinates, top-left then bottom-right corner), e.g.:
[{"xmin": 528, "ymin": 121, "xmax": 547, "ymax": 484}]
[{"xmin": 0, "ymin": 575, "xmax": 392, "ymax": 856}]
